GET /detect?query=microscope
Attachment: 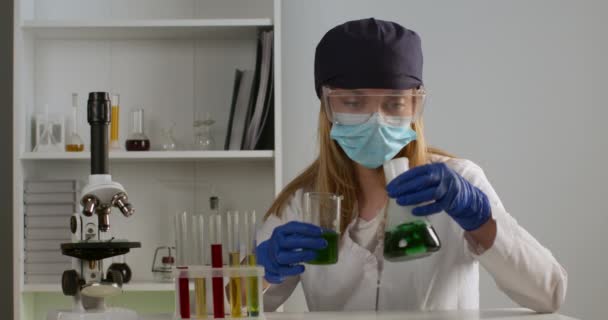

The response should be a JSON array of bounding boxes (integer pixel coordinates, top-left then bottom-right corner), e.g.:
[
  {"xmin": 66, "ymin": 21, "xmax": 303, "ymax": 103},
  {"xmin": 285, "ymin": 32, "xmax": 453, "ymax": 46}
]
[{"xmin": 48, "ymin": 92, "xmax": 141, "ymax": 320}]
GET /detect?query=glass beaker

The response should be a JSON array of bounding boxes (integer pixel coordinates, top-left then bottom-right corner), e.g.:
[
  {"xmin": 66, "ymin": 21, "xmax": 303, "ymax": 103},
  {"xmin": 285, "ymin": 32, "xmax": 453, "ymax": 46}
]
[
  {"xmin": 383, "ymin": 158, "xmax": 441, "ymax": 262},
  {"xmin": 125, "ymin": 108, "xmax": 150, "ymax": 151},
  {"xmin": 303, "ymin": 192, "xmax": 342, "ymax": 265},
  {"xmin": 160, "ymin": 122, "xmax": 177, "ymax": 151},
  {"xmin": 193, "ymin": 113, "xmax": 215, "ymax": 150},
  {"xmin": 33, "ymin": 104, "xmax": 64, "ymax": 152}
]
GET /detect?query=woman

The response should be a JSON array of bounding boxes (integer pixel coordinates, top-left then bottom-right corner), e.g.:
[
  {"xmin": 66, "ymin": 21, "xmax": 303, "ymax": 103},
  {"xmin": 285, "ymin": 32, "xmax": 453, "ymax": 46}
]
[{"xmin": 256, "ymin": 18, "xmax": 567, "ymax": 312}]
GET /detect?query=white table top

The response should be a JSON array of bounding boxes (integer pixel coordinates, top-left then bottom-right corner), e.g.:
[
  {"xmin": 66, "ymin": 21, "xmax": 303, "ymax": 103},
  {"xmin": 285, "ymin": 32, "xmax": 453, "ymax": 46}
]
[{"xmin": 142, "ymin": 309, "xmax": 578, "ymax": 320}]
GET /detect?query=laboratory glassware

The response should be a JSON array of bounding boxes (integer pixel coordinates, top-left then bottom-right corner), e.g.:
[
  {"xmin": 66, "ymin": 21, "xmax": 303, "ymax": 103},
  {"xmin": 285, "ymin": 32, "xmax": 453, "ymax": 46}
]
[
  {"xmin": 160, "ymin": 122, "xmax": 177, "ymax": 151},
  {"xmin": 151, "ymin": 246, "xmax": 175, "ymax": 282},
  {"xmin": 210, "ymin": 213, "xmax": 225, "ymax": 318},
  {"xmin": 192, "ymin": 213, "xmax": 207, "ymax": 318},
  {"xmin": 65, "ymin": 93, "xmax": 84, "ymax": 152},
  {"xmin": 173, "ymin": 266, "xmax": 264, "ymax": 320},
  {"xmin": 174, "ymin": 211, "xmax": 190, "ymax": 318},
  {"xmin": 303, "ymin": 192, "xmax": 343, "ymax": 265},
  {"xmin": 33, "ymin": 105, "xmax": 65, "ymax": 152},
  {"xmin": 227, "ymin": 211, "xmax": 243, "ymax": 317},
  {"xmin": 245, "ymin": 210, "xmax": 260, "ymax": 316},
  {"xmin": 108, "ymin": 254, "xmax": 133, "ymax": 283},
  {"xmin": 110, "ymin": 94, "xmax": 121, "ymax": 150},
  {"xmin": 125, "ymin": 108, "xmax": 150, "ymax": 151},
  {"xmin": 193, "ymin": 113, "xmax": 216, "ymax": 150},
  {"xmin": 383, "ymin": 157, "xmax": 441, "ymax": 261}
]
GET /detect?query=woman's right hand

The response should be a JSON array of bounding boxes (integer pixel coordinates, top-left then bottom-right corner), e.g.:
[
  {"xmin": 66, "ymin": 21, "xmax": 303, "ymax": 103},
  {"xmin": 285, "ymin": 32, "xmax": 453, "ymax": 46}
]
[{"xmin": 256, "ymin": 221, "xmax": 327, "ymax": 284}]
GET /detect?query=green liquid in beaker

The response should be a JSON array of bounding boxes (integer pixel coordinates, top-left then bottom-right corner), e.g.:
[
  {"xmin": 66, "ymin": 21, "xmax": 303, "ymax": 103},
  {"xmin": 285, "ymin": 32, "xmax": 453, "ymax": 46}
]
[
  {"xmin": 308, "ymin": 230, "xmax": 339, "ymax": 265},
  {"xmin": 384, "ymin": 220, "xmax": 441, "ymax": 261}
]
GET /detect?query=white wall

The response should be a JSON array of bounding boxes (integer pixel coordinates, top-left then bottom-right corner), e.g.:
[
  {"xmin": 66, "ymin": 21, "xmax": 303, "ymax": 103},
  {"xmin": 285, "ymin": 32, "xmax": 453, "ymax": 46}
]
[{"xmin": 280, "ymin": 1, "xmax": 608, "ymax": 319}]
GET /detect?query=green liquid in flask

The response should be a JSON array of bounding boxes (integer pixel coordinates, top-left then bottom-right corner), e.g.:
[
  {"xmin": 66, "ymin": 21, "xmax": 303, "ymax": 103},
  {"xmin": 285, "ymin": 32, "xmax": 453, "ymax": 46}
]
[
  {"xmin": 308, "ymin": 230, "xmax": 339, "ymax": 265},
  {"xmin": 384, "ymin": 220, "xmax": 441, "ymax": 261}
]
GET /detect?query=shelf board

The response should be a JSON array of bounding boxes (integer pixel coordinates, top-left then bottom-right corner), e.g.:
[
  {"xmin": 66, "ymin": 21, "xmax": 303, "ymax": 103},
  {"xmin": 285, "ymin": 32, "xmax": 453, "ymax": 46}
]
[
  {"xmin": 24, "ymin": 282, "xmax": 174, "ymax": 293},
  {"xmin": 21, "ymin": 18, "xmax": 273, "ymax": 40},
  {"xmin": 20, "ymin": 150, "xmax": 274, "ymax": 162}
]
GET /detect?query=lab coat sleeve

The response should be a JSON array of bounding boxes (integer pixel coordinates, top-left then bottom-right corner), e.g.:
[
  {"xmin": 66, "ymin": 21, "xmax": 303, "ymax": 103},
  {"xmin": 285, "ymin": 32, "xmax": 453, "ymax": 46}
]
[
  {"xmin": 257, "ymin": 191, "xmax": 304, "ymax": 311},
  {"xmin": 459, "ymin": 161, "xmax": 568, "ymax": 313}
]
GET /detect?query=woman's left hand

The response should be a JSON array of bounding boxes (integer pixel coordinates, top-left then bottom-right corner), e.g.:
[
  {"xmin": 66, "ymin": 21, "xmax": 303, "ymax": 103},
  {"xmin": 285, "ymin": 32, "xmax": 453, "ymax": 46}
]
[{"xmin": 386, "ymin": 162, "xmax": 491, "ymax": 231}]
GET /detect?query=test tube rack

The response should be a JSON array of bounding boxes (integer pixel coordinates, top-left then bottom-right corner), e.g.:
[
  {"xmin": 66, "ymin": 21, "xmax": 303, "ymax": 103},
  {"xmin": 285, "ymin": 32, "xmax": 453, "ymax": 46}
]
[{"xmin": 174, "ymin": 265, "xmax": 265, "ymax": 320}]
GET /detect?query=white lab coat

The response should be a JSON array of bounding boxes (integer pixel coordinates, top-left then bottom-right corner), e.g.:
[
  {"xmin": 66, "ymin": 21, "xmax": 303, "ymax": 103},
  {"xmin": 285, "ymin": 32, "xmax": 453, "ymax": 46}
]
[{"xmin": 258, "ymin": 155, "xmax": 567, "ymax": 312}]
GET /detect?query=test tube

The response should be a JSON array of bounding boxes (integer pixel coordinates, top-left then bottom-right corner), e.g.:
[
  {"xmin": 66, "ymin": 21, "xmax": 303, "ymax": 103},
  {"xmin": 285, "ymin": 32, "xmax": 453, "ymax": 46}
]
[
  {"xmin": 192, "ymin": 214, "xmax": 207, "ymax": 319},
  {"xmin": 227, "ymin": 211, "xmax": 243, "ymax": 318},
  {"xmin": 174, "ymin": 211, "xmax": 190, "ymax": 319},
  {"xmin": 110, "ymin": 93, "xmax": 120, "ymax": 149},
  {"xmin": 210, "ymin": 213, "xmax": 225, "ymax": 319},
  {"xmin": 245, "ymin": 210, "xmax": 260, "ymax": 317}
]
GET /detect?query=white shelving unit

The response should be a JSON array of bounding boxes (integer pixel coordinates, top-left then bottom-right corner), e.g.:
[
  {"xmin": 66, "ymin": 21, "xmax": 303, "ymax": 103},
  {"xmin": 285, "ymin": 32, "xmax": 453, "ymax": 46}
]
[
  {"xmin": 21, "ymin": 18, "xmax": 273, "ymax": 39},
  {"xmin": 12, "ymin": 0, "xmax": 282, "ymax": 319},
  {"xmin": 20, "ymin": 150, "xmax": 274, "ymax": 161}
]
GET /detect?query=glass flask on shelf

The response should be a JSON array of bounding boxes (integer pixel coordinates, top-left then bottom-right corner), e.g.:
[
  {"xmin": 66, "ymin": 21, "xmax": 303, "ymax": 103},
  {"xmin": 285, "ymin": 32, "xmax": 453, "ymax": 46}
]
[
  {"xmin": 65, "ymin": 93, "xmax": 84, "ymax": 152},
  {"xmin": 125, "ymin": 108, "xmax": 150, "ymax": 151}
]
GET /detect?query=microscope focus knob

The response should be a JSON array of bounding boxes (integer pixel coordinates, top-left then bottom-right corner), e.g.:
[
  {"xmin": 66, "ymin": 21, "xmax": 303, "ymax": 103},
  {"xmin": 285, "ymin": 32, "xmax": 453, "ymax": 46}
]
[
  {"xmin": 70, "ymin": 215, "xmax": 78, "ymax": 234},
  {"xmin": 62, "ymin": 270, "xmax": 83, "ymax": 296}
]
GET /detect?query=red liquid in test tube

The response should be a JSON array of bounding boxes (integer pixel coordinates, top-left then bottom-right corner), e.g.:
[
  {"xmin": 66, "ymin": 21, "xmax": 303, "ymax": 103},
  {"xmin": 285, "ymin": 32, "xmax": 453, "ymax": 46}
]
[
  {"xmin": 177, "ymin": 266, "xmax": 190, "ymax": 318},
  {"xmin": 211, "ymin": 244, "xmax": 225, "ymax": 318}
]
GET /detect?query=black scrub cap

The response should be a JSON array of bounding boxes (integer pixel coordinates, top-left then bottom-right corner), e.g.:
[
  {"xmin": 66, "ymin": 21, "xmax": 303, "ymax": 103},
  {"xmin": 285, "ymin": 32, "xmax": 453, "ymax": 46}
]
[{"xmin": 314, "ymin": 18, "xmax": 423, "ymax": 98}]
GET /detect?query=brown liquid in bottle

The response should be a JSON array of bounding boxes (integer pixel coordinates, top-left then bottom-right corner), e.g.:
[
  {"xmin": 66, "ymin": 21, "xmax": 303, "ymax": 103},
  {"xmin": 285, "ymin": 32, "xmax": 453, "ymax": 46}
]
[
  {"xmin": 65, "ymin": 144, "xmax": 84, "ymax": 152},
  {"xmin": 125, "ymin": 139, "xmax": 150, "ymax": 151}
]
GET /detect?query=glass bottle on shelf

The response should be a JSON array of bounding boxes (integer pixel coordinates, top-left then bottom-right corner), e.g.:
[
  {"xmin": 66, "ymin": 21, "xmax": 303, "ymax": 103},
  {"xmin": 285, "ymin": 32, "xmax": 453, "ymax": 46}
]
[
  {"xmin": 160, "ymin": 122, "xmax": 177, "ymax": 151},
  {"xmin": 193, "ymin": 112, "xmax": 215, "ymax": 150},
  {"xmin": 125, "ymin": 108, "xmax": 150, "ymax": 151},
  {"xmin": 65, "ymin": 93, "xmax": 84, "ymax": 152},
  {"xmin": 110, "ymin": 93, "xmax": 121, "ymax": 150}
]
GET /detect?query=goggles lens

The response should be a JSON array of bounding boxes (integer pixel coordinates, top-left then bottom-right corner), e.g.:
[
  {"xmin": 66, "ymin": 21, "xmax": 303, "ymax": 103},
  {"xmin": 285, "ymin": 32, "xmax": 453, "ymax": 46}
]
[{"xmin": 323, "ymin": 87, "xmax": 426, "ymax": 126}]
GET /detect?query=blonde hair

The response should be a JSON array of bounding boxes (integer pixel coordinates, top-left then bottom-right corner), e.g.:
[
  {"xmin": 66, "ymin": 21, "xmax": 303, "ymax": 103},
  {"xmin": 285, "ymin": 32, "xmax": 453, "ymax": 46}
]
[{"xmin": 265, "ymin": 104, "xmax": 453, "ymax": 233}]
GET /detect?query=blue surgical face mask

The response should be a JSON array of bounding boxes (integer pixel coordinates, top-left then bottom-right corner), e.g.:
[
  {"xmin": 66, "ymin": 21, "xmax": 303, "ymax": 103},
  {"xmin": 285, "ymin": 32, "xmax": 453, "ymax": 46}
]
[{"xmin": 330, "ymin": 113, "xmax": 417, "ymax": 169}]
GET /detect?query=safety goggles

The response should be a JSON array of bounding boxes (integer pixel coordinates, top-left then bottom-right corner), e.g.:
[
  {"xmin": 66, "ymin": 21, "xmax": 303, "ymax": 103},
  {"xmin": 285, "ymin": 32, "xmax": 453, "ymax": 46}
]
[{"xmin": 322, "ymin": 86, "xmax": 426, "ymax": 126}]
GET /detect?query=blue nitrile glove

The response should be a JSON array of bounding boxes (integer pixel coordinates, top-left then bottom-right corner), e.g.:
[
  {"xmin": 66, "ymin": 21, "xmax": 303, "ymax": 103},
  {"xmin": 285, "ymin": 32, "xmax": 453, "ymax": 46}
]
[
  {"xmin": 256, "ymin": 221, "xmax": 327, "ymax": 284},
  {"xmin": 386, "ymin": 163, "xmax": 491, "ymax": 231}
]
